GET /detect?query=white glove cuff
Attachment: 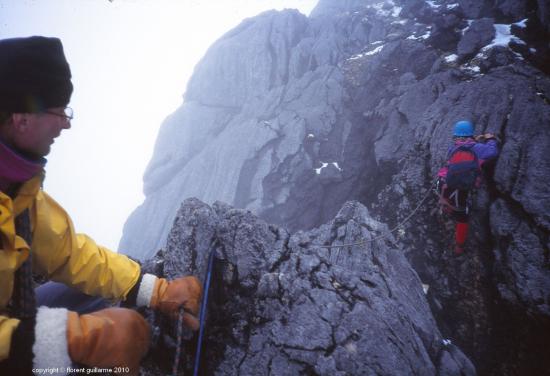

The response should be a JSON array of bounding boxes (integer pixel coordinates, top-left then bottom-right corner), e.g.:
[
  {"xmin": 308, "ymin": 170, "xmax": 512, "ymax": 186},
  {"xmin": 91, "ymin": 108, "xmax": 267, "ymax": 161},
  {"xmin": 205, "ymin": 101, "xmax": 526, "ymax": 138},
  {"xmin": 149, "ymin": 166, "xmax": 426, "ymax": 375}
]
[
  {"xmin": 136, "ymin": 273, "xmax": 158, "ymax": 307},
  {"xmin": 32, "ymin": 307, "xmax": 71, "ymax": 375}
]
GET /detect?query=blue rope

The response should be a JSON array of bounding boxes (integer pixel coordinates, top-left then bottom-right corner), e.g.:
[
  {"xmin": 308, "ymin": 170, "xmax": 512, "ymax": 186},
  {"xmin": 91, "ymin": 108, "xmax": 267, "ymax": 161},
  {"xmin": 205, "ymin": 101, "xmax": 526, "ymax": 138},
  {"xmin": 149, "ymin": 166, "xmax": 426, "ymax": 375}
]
[{"xmin": 193, "ymin": 242, "xmax": 217, "ymax": 376}]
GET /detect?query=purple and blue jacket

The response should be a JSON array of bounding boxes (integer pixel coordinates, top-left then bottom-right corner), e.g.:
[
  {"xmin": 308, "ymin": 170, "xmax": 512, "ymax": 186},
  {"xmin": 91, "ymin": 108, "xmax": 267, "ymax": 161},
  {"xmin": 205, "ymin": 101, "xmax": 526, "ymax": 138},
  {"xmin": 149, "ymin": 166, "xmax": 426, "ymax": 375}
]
[{"xmin": 438, "ymin": 138, "xmax": 499, "ymax": 179}]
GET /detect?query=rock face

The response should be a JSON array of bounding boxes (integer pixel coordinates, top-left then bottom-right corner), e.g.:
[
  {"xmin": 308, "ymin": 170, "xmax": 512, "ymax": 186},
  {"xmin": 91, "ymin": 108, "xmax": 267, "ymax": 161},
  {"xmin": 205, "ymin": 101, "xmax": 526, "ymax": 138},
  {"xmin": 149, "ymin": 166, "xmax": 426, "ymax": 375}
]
[
  {"xmin": 141, "ymin": 198, "xmax": 475, "ymax": 376},
  {"xmin": 457, "ymin": 18, "xmax": 495, "ymax": 60},
  {"xmin": 122, "ymin": 0, "xmax": 550, "ymax": 374}
]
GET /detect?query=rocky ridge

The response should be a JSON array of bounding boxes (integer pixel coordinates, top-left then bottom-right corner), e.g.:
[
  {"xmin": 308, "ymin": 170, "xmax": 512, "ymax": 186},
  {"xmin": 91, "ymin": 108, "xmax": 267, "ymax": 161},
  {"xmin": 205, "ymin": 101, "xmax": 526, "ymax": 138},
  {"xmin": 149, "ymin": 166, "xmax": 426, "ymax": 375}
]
[{"xmin": 141, "ymin": 198, "xmax": 475, "ymax": 375}]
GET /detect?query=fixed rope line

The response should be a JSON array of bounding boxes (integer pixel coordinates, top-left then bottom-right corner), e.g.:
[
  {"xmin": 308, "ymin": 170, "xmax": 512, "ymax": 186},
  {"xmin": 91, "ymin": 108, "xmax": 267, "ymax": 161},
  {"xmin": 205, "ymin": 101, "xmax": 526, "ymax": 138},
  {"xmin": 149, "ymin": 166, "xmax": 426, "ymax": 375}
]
[
  {"xmin": 193, "ymin": 241, "xmax": 218, "ymax": 376},
  {"xmin": 171, "ymin": 307, "xmax": 185, "ymax": 376},
  {"xmin": 172, "ymin": 240, "xmax": 218, "ymax": 376},
  {"xmin": 316, "ymin": 180, "xmax": 437, "ymax": 249}
]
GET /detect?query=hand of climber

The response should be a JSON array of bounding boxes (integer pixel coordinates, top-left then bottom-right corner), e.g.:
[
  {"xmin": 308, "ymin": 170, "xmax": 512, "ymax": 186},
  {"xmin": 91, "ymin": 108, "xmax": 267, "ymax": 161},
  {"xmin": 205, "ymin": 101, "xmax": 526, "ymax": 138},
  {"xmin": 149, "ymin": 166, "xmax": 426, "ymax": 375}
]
[
  {"xmin": 67, "ymin": 307, "xmax": 150, "ymax": 376},
  {"xmin": 150, "ymin": 275, "xmax": 202, "ymax": 330},
  {"xmin": 475, "ymin": 133, "xmax": 495, "ymax": 142},
  {"xmin": 135, "ymin": 273, "xmax": 202, "ymax": 330}
]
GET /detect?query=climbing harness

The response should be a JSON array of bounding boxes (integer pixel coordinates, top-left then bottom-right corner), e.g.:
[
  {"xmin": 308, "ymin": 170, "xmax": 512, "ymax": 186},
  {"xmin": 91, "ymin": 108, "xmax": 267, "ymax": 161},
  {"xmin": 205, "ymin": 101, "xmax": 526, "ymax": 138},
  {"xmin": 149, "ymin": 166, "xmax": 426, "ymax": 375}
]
[
  {"xmin": 433, "ymin": 179, "xmax": 471, "ymax": 214},
  {"xmin": 171, "ymin": 241, "xmax": 218, "ymax": 376},
  {"xmin": 434, "ymin": 186, "xmax": 470, "ymax": 214},
  {"xmin": 316, "ymin": 180, "xmax": 438, "ymax": 249}
]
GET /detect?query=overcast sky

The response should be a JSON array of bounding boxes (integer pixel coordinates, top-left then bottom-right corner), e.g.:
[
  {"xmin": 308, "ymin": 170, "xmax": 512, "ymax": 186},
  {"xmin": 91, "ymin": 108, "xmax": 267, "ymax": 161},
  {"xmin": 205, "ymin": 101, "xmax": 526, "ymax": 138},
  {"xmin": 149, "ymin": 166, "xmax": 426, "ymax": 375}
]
[{"xmin": 0, "ymin": 0, "xmax": 318, "ymax": 251}]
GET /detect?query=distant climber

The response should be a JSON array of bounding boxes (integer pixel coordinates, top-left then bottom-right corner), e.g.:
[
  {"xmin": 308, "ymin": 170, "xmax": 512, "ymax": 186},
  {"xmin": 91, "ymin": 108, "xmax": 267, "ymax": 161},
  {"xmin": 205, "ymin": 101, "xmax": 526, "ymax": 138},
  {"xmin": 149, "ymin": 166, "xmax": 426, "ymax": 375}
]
[
  {"xmin": 0, "ymin": 36, "xmax": 202, "ymax": 375},
  {"xmin": 436, "ymin": 120, "xmax": 499, "ymax": 254}
]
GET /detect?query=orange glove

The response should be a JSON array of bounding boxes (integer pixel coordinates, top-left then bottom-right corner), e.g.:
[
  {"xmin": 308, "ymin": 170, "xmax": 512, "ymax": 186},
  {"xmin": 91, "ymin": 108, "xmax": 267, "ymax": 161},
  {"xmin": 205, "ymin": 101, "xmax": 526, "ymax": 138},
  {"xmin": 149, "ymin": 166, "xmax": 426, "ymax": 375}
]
[
  {"xmin": 67, "ymin": 308, "xmax": 150, "ymax": 375},
  {"xmin": 151, "ymin": 276, "xmax": 202, "ymax": 330},
  {"xmin": 136, "ymin": 273, "xmax": 202, "ymax": 330}
]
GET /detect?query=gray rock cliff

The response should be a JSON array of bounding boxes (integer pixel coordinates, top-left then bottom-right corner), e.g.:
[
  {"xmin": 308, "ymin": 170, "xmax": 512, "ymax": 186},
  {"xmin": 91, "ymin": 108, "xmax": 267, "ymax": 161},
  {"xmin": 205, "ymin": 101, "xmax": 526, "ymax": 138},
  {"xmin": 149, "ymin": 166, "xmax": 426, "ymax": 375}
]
[
  {"xmin": 141, "ymin": 198, "xmax": 475, "ymax": 376},
  {"xmin": 122, "ymin": 1, "xmax": 550, "ymax": 374}
]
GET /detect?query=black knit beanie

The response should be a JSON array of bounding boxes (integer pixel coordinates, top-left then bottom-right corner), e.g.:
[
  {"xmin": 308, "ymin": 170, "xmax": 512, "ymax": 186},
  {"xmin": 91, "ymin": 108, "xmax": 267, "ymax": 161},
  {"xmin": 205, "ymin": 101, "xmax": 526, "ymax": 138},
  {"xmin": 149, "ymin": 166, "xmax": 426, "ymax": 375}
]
[{"xmin": 0, "ymin": 36, "xmax": 73, "ymax": 113}]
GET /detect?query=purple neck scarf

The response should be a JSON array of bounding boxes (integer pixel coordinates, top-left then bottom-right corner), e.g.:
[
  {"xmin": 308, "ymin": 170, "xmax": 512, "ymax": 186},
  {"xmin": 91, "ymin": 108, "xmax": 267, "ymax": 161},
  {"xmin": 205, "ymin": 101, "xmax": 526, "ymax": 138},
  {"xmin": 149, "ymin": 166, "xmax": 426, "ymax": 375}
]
[{"xmin": 0, "ymin": 141, "xmax": 45, "ymax": 193}]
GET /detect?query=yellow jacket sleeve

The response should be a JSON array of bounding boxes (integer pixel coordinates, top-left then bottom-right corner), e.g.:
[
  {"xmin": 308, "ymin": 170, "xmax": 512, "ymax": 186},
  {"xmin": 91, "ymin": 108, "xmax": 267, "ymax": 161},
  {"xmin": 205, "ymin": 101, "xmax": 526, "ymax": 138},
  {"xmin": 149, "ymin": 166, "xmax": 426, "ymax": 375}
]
[
  {"xmin": 0, "ymin": 316, "xmax": 19, "ymax": 361},
  {"xmin": 30, "ymin": 190, "xmax": 141, "ymax": 301}
]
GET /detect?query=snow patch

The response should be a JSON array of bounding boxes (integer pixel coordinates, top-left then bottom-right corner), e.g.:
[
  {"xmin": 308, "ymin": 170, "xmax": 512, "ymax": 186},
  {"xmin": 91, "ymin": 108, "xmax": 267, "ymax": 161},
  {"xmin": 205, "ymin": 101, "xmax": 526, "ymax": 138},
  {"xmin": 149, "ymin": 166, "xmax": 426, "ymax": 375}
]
[
  {"xmin": 315, "ymin": 162, "xmax": 329, "ymax": 175},
  {"xmin": 307, "ymin": 133, "xmax": 315, "ymax": 139},
  {"xmin": 461, "ymin": 64, "xmax": 481, "ymax": 75},
  {"xmin": 482, "ymin": 24, "xmax": 526, "ymax": 51},
  {"xmin": 446, "ymin": 3, "xmax": 459, "ymax": 9},
  {"xmin": 348, "ymin": 53, "xmax": 365, "ymax": 61},
  {"xmin": 426, "ymin": 0, "xmax": 441, "ymax": 8},
  {"xmin": 315, "ymin": 162, "xmax": 342, "ymax": 174},
  {"xmin": 513, "ymin": 18, "xmax": 528, "ymax": 28},
  {"xmin": 461, "ymin": 20, "xmax": 474, "ymax": 35},
  {"xmin": 444, "ymin": 54, "xmax": 458, "ymax": 63},
  {"xmin": 392, "ymin": 6, "xmax": 402, "ymax": 17},
  {"xmin": 365, "ymin": 45, "xmax": 385, "ymax": 56},
  {"xmin": 406, "ymin": 31, "xmax": 431, "ymax": 40},
  {"xmin": 349, "ymin": 44, "xmax": 385, "ymax": 60},
  {"xmin": 392, "ymin": 19, "xmax": 408, "ymax": 25},
  {"xmin": 422, "ymin": 284, "xmax": 430, "ymax": 294},
  {"xmin": 370, "ymin": 1, "xmax": 401, "ymax": 18},
  {"xmin": 421, "ymin": 31, "xmax": 431, "ymax": 39}
]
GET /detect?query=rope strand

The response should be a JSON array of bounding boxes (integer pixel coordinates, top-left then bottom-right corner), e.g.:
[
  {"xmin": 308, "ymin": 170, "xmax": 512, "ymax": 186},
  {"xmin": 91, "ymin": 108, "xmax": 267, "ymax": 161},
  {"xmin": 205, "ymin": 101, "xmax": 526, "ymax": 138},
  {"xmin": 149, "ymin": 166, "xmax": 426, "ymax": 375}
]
[
  {"xmin": 171, "ymin": 307, "xmax": 185, "ymax": 376},
  {"xmin": 193, "ymin": 242, "xmax": 217, "ymax": 376},
  {"xmin": 316, "ymin": 180, "xmax": 437, "ymax": 249}
]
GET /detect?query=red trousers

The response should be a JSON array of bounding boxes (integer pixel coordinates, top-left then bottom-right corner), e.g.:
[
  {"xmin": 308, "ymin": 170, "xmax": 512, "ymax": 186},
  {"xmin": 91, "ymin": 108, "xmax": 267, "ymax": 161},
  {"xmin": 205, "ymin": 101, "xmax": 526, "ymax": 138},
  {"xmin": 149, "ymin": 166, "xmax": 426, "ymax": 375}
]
[
  {"xmin": 438, "ymin": 180, "xmax": 470, "ymax": 252},
  {"xmin": 455, "ymin": 222, "xmax": 469, "ymax": 247}
]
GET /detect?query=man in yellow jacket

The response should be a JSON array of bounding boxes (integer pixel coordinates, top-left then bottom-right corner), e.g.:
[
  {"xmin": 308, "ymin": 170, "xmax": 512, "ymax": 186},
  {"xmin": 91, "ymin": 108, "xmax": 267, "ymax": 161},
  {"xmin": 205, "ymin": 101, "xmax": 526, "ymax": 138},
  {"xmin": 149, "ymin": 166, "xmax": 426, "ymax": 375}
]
[{"xmin": 0, "ymin": 36, "xmax": 202, "ymax": 375}]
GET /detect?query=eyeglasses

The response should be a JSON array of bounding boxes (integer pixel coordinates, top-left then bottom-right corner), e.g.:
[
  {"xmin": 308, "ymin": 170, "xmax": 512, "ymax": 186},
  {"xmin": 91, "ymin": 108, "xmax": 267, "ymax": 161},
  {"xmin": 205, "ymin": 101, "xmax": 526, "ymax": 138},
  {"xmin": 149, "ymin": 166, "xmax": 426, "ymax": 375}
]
[{"xmin": 43, "ymin": 107, "xmax": 74, "ymax": 121}]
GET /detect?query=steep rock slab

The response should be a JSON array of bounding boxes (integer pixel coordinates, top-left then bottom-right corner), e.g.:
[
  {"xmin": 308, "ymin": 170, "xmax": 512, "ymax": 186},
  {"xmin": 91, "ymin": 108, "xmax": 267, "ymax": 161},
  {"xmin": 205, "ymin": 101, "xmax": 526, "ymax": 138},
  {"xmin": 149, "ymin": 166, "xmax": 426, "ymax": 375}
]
[
  {"xmin": 122, "ymin": 3, "xmax": 407, "ymax": 259},
  {"xmin": 142, "ymin": 198, "xmax": 475, "ymax": 375},
  {"xmin": 121, "ymin": 8, "xmax": 357, "ymax": 259}
]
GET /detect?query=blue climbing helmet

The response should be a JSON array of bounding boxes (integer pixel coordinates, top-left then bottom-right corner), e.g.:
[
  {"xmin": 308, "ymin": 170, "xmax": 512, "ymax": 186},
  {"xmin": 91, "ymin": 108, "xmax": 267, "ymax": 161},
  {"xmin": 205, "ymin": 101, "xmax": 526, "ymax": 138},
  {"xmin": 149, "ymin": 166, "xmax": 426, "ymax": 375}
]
[{"xmin": 453, "ymin": 120, "xmax": 474, "ymax": 137}]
